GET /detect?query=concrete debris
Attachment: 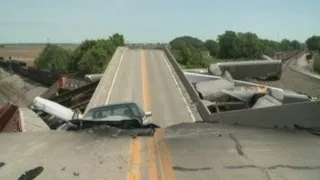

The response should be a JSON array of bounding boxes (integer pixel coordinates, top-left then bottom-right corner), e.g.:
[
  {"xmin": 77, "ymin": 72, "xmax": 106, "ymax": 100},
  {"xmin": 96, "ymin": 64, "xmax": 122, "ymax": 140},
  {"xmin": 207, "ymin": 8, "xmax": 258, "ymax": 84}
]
[
  {"xmin": 195, "ymin": 79, "xmax": 234, "ymax": 102},
  {"xmin": 221, "ymin": 70, "xmax": 233, "ymax": 82},
  {"xmin": 252, "ymin": 94, "xmax": 282, "ymax": 109},
  {"xmin": 192, "ymin": 70, "xmax": 315, "ymax": 114},
  {"xmin": 201, "ymin": 100, "xmax": 215, "ymax": 107},
  {"xmin": 208, "ymin": 64, "xmax": 222, "ymax": 76},
  {"xmin": 222, "ymin": 86, "xmax": 268, "ymax": 102},
  {"xmin": 269, "ymin": 88, "xmax": 310, "ymax": 104}
]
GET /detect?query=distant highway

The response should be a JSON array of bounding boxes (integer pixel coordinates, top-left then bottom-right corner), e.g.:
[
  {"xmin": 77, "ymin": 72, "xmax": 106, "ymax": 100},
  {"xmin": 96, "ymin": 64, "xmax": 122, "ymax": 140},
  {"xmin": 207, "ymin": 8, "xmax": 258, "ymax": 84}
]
[{"xmin": 86, "ymin": 47, "xmax": 195, "ymax": 127}]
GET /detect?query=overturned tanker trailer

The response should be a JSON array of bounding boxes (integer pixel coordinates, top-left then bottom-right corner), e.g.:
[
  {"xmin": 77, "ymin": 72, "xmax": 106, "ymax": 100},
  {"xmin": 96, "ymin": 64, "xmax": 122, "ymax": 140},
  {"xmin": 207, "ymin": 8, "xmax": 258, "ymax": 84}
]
[{"xmin": 208, "ymin": 59, "xmax": 282, "ymax": 80}]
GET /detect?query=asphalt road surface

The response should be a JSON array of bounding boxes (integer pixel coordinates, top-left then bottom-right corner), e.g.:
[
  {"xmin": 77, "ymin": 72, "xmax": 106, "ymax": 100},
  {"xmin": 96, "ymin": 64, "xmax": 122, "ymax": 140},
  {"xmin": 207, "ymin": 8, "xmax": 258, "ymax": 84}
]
[{"xmin": 87, "ymin": 47, "xmax": 195, "ymax": 127}]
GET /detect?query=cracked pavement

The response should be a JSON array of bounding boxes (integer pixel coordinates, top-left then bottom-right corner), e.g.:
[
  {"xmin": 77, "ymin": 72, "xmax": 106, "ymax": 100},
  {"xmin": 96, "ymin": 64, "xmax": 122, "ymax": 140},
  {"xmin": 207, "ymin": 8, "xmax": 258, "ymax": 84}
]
[{"xmin": 1, "ymin": 122, "xmax": 320, "ymax": 179}]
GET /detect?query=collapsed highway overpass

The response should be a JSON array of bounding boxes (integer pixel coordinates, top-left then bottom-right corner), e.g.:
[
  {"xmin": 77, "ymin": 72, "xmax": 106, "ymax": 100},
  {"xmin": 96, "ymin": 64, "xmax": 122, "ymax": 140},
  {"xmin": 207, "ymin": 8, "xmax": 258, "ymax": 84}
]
[{"xmin": 1, "ymin": 46, "xmax": 320, "ymax": 180}]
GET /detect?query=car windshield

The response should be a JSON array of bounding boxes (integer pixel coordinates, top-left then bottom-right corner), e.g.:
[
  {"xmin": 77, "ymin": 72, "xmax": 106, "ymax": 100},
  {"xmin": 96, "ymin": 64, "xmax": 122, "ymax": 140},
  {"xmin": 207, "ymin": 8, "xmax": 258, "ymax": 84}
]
[{"xmin": 84, "ymin": 103, "xmax": 141, "ymax": 119}]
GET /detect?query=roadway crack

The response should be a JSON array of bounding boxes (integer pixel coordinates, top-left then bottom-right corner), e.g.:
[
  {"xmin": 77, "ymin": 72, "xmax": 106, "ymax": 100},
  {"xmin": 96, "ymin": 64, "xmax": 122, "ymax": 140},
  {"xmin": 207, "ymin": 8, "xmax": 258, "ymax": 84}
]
[
  {"xmin": 224, "ymin": 164, "xmax": 320, "ymax": 171},
  {"xmin": 18, "ymin": 166, "xmax": 44, "ymax": 180},
  {"xmin": 172, "ymin": 166, "xmax": 212, "ymax": 172},
  {"xmin": 228, "ymin": 133, "xmax": 271, "ymax": 180},
  {"xmin": 229, "ymin": 133, "xmax": 244, "ymax": 156},
  {"xmin": 268, "ymin": 165, "xmax": 320, "ymax": 170}
]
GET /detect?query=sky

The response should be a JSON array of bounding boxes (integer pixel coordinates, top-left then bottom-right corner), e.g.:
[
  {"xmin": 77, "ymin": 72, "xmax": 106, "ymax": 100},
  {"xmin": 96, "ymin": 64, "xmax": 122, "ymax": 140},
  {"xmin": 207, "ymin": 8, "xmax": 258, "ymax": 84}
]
[{"xmin": 0, "ymin": 0, "xmax": 319, "ymax": 43}]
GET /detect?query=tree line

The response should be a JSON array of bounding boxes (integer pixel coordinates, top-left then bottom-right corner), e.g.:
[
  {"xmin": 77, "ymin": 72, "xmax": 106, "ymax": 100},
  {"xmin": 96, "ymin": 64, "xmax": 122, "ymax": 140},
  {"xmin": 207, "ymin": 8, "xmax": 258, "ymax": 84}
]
[
  {"xmin": 34, "ymin": 33, "xmax": 124, "ymax": 76},
  {"xmin": 169, "ymin": 31, "xmax": 306, "ymax": 68}
]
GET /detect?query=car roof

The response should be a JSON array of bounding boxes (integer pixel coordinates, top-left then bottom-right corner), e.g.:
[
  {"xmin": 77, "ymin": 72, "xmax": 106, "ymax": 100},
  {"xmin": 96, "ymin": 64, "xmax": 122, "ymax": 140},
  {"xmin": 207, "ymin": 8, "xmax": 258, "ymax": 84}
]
[{"xmin": 87, "ymin": 101, "xmax": 138, "ymax": 112}]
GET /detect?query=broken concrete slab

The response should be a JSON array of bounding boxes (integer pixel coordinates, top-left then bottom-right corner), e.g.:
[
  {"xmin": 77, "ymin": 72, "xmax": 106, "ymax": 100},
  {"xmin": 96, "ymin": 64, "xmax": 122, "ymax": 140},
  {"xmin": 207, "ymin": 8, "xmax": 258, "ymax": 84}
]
[
  {"xmin": 252, "ymin": 94, "xmax": 282, "ymax": 109},
  {"xmin": 208, "ymin": 63, "xmax": 222, "ymax": 76},
  {"xmin": 195, "ymin": 79, "xmax": 234, "ymax": 102},
  {"xmin": 222, "ymin": 86, "xmax": 268, "ymax": 102},
  {"xmin": 269, "ymin": 88, "xmax": 311, "ymax": 104}
]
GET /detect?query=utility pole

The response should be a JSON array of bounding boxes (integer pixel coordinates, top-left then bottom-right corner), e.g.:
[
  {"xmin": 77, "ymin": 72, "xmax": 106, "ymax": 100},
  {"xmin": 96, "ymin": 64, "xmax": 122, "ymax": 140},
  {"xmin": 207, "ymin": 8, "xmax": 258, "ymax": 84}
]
[{"xmin": 8, "ymin": 56, "xmax": 13, "ymax": 74}]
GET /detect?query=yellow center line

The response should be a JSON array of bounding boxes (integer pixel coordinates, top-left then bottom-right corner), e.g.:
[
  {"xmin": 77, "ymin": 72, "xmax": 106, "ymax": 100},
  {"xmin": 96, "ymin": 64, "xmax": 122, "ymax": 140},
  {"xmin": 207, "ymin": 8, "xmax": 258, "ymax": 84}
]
[
  {"xmin": 127, "ymin": 50, "xmax": 176, "ymax": 180},
  {"xmin": 147, "ymin": 138, "xmax": 158, "ymax": 180},
  {"xmin": 141, "ymin": 50, "xmax": 151, "ymax": 112},
  {"xmin": 155, "ymin": 129, "xmax": 176, "ymax": 180},
  {"xmin": 127, "ymin": 138, "xmax": 141, "ymax": 180},
  {"xmin": 141, "ymin": 50, "xmax": 159, "ymax": 180}
]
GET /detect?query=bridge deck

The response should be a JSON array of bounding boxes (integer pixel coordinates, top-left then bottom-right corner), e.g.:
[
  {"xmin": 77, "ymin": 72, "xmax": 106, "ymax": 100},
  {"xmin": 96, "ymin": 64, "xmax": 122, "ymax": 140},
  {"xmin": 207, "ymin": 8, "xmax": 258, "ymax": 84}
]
[{"xmin": 86, "ymin": 47, "xmax": 195, "ymax": 127}]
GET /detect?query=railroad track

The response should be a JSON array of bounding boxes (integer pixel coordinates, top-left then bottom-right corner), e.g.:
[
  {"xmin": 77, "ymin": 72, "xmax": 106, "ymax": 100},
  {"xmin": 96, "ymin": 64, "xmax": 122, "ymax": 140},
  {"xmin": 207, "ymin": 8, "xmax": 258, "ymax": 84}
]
[{"xmin": 250, "ymin": 52, "xmax": 320, "ymax": 97}]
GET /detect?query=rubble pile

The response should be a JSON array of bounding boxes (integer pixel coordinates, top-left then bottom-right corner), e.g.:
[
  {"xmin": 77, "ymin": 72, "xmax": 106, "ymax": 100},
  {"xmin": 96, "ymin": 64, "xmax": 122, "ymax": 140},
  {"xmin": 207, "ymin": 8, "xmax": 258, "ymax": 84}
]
[{"xmin": 194, "ymin": 71, "xmax": 313, "ymax": 113}]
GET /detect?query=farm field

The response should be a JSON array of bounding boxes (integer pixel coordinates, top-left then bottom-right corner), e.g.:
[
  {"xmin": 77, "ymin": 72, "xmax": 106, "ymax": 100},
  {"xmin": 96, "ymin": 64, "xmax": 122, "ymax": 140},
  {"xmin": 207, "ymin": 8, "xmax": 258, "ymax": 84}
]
[{"xmin": 0, "ymin": 43, "xmax": 79, "ymax": 66}]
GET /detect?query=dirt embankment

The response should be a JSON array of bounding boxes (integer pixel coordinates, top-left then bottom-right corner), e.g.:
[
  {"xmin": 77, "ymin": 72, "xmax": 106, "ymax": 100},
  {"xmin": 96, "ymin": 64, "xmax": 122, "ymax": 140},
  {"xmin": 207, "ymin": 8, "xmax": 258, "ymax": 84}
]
[{"xmin": 0, "ymin": 68, "xmax": 47, "ymax": 106}]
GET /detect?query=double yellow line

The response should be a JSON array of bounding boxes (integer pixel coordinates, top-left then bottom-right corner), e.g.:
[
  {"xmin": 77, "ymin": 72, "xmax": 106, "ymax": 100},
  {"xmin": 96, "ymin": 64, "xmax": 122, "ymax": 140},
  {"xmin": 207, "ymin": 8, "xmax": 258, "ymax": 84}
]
[{"xmin": 127, "ymin": 50, "xmax": 176, "ymax": 180}]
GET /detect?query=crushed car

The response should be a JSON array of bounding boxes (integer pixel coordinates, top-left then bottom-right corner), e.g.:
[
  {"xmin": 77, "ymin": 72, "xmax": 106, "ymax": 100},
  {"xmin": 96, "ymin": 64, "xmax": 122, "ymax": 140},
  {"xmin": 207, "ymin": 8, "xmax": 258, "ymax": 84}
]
[
  {"xmin": 30, "ymin": 97, "xmax": 159, "ymax": 133},
  {"xmin": 57, "ymin": 102, "xmax": 155, "ymax": 131}
]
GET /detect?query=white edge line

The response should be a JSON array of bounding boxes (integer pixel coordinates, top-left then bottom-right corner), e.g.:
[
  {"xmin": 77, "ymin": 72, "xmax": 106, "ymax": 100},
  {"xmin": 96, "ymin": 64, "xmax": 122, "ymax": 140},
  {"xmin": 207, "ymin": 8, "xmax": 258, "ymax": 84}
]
[
  {"xmin": 161, "ymin": 51, "xmax": 196, "ymax": 122},
  {"xmin": 105, "ymin": 48, "xmax": 127, "ymax": 104}
]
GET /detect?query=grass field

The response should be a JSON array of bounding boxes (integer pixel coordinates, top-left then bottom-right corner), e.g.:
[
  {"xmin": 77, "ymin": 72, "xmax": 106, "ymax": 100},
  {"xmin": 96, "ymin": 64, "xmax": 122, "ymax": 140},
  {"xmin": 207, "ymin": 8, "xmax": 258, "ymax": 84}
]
[{"xmin": 0, "ymin": 43, "xmax": 79, "ymax": 66}]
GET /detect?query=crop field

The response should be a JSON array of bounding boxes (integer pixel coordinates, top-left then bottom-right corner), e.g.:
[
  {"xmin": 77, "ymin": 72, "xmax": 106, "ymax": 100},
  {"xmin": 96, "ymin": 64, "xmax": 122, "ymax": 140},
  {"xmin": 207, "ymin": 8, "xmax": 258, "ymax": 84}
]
[{"xmin": 0, "ymin": 43, "xmax": 78, "ymax": 66}]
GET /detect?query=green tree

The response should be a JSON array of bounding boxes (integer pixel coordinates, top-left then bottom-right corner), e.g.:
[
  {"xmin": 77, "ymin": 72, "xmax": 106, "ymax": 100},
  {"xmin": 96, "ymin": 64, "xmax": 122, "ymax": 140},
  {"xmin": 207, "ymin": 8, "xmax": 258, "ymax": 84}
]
[
  {"xmin": 291, "ymin": 40, "xmax": 301, "ymax": 50},
  {"xmin": 306, "ymin": 36, "xmax": 320, "ymax": 52},
  {"xmin": 313, "ymin": 53, "xmax": 320, "ymax": 73},
  {"xmin": 77, "ymin": 47, "xmax": 111, "ymax": 74},
  {"xmin": 170, "ymin": 36, "xmax": 205, "ymax": 50},
  {"xmin": 169, "ymin": 36, "xmax": 207, "ymax": 68},
  {"xmin": 68, "ymin": 40, "xmax": 97, "ymax": 73},
  {"xmin": 35, "ymin": 33, "xmax": 125, "ymax": 76},
  {"xmin": 237, "ymin": 32, "xmax": 263, "ymax": 58},
  {"xmin": 34, "ymin": 43, "xmax": 70, "ymax": 72},
  {"xmin": 109, "ymin": 33, "xmax": 125, "ymax": 46},
  {"xmin": 204, "ymin": 40, "xmax": 220, "ymax": 57},
  {"xmin": 279, "ymin": 39, "xmax": 292, "ymax": 51},
  {"xmin": 218, "ymin": 31, "xmax": 241, "ymax": 59}
]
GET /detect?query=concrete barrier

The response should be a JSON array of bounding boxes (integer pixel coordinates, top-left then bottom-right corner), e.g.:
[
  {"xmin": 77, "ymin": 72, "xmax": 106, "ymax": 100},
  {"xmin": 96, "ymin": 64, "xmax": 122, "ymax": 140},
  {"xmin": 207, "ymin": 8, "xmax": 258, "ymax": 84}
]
[
  {"xmin": 163, "ymin": 47, "xmax": 201, "ymax": 103},
  {"xmin": 207, "ymin": 100, "xmax": 320, "ymax": 129}
]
